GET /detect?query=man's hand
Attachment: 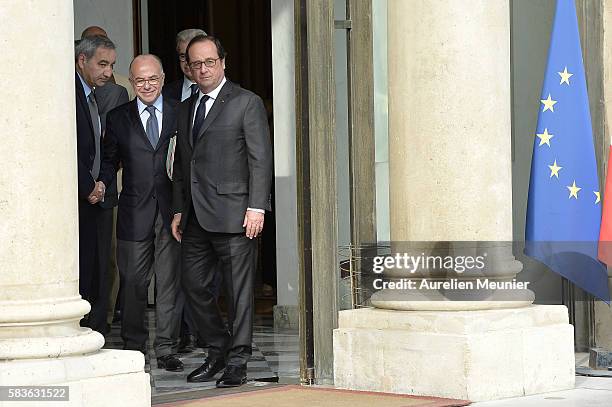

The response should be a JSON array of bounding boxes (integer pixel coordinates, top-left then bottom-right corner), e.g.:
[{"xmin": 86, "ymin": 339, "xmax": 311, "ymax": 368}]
[
  {"xmin": 87, "ymin": 181, "xmax": 106, "ymax": 204},
  {"xmin": 171, "ymin": 213, "xmax": 183, "ymax": 242},
  {"xmin": 243, "ymin": 209, "xmax": 264, "ymax": 239}
]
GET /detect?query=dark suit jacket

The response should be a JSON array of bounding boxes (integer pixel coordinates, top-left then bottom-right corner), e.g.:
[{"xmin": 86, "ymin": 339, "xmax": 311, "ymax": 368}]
[
  {"xmin": 95, "ymin": 82, "xmax": 129, "ymax": 208},
  {"xmin": 100, "ymin": 98, "xmax": 178, "ymax": 242},
  {"xmin": 75, "ymin": 73, "xmax": 101, "ymax": 299},
  {"xmin": 162, "ymin": 78, "xmax": 183, "ymax": 103},
  {"xmin": 172, "ymin": 79, "xmax": 273, "ymax": 234},
  {"xmin": 75, "ymin": 73, "xmax": 97, "ymax": 199}
]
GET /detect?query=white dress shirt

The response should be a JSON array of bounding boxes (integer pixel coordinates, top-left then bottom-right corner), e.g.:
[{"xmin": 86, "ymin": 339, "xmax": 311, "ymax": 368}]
[
  {"xmin": 180, "ymin": 77, "xmax": 197, "ymax": 102},
  {"xmin": 191, "ymin": 76, "xmax": 227, "ymax": 127},
  {"xmin": 137, "ymin": 95, "xmax": 164, "ymax": 139}
]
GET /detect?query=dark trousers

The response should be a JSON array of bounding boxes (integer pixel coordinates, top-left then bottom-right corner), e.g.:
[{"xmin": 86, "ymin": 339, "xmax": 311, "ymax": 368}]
[
  {"xmin": 78, "ymin": 200, "xmax": 100, "ymax": 303},
  {"xmin": 78, "ymin": 200, "xmax": 111, "ymax": 334},
  {"xmin": 179, "ymin": 262, "xmax": 223, "ymax": 340},
  {"xmin": 88, "ymin": 207, "xmax": 113, "ymax": 334},
  {"xmin": 179, "ymin": 292, "xmax": 198, "ymax": 338},
  {"xmin": 181, "ymin": 213, "xmax": 256, "ymax": 366},
  {"xmin": 118, "ymin": 211, "xmax": 181, "ymax": 357}
]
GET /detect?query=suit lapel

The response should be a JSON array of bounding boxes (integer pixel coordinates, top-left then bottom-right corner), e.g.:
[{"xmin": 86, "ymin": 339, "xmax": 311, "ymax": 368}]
[
  {"xmin": 75, "ymin": 74, "xmax": 95, "ymax": 138},
  {"xmin": 157, "ymin": 100, "xmax": 177, "ymax": 151},
  {"xmin": 187, "ymin": 93, "xmax": 198, "ymax": 149},
  {"xmin": 195, "ymin": 80, "xmax": 234, "ymax": 141},
  {"xmin": 127, "ymin": 100, "xmax": 155, "ymax": 151}
]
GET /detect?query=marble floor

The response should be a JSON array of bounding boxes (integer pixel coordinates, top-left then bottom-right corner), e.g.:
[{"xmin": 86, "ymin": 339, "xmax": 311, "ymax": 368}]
[
  {"xmin": 472, "ymin": 376, "xmax": 612, "ymax": 407},
  {"xmin": 472, "ymin": 353, "xmax": 612, "ymax": 406},
  {"xmin": 103, "ymin": 310, "xmax": 299, "ymax": 400},
  {"xmin": 104, "ymin": 313, "xmax": 612, "ymax": 406}
]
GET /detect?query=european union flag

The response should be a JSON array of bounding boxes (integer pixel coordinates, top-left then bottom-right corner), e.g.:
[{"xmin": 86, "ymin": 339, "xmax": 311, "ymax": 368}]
[{"xmin": 525, "ymin": 0, "xmax": 610, "ymax": 302}]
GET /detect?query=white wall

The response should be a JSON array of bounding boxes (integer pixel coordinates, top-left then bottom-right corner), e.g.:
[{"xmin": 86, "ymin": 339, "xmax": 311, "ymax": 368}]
[
  {"xmin": 73, "ymin": 0, "xmax": 134, "ymax": 77},
  {"xmin": 271, "ymin": 0, "xmax": 299, "ymax": 307}
]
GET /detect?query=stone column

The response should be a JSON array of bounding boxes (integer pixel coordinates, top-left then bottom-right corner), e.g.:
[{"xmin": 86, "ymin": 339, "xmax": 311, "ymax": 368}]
[
  {"xmin": 334, "ymin": 0, "xmax": 575, "ymax": 401},
  {"xmin": 0, "ymin": 2, "xmax": 149, "ymax": 405},
  {"xmin": 368, "ymin": 0, "xmax": 529, "ymax": 310}
]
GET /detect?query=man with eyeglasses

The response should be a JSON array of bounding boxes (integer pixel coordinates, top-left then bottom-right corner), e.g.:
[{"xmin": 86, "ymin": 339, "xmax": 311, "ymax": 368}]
[
  {"xmin": 171, "ymin": 35, "xmax": 273, "ymax": 388},
  {"xmin": 162, "ymin": 28, "xmax": 207, "ymax": 103},
  {"xmin": 161, "ymin": 28, "xmax": 209, "ymax": 355},
  {"xmin": 98, "ymin": 54, "xmax": 184, "ymax": 372}
]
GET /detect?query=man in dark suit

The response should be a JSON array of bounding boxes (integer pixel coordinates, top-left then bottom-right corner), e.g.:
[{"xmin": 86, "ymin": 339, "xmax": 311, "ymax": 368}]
[
  {"xmin": 80, "ymin": 26, "xmax": 131, "ymax": 332},
  {"xmin": 163, "ymin": 28, "xmax": 209, "ymax": 354},
  {"xmin": 171, "ymin": 35, "xmax": 273, "ymax": 388},
  {"xmin": 99, "ymin": 55, "xmax": 184, "ymax": 371},
  {"xmin": 75, "ymin": 35, "xmax": 116, "ymax": 334},
  {"xmin": 162, "ymin": 28, "xmax": 206, "ymax": 103}
]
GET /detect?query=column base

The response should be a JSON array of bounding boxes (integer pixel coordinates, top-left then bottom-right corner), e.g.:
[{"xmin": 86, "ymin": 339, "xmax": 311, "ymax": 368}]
[
  {"xmin": 0, "ymin": 350, "xmax": 150, "ymax": 406},
  {"xmin": 333, "ymin": 305, "xmax": 575, "ymax": 402}
]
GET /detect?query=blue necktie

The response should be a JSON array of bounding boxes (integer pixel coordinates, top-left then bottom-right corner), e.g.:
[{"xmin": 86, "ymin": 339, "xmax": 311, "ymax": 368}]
[
  {"xmin": 192, "ymin": 95, "xmax": 210, "ymax": 145},
  {"xmin": 145, "ymin": 105, "xmax": 159, "ymax": 148}
]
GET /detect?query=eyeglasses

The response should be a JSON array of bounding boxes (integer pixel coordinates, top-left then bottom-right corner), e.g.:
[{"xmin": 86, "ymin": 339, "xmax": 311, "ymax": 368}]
[
  {"xmin": 189, "ymin": 58, "xmax": 221, "ymax": 70},
  {"xmin": 131, "ymin": 76, "xmax": 162, "ymax": 87}
]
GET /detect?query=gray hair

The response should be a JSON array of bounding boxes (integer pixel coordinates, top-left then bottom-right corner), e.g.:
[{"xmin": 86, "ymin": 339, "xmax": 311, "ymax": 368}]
[
  {"xmin": 75, "ymin": 35, "xmax": 115, "ymax": 61},
  {"xmin": 176, "ymin": 29, "xmax": 207, "ymax": 48},
  {"xmin": 129, "ymin": 54, "xmax": 165, "ymax": 76}
]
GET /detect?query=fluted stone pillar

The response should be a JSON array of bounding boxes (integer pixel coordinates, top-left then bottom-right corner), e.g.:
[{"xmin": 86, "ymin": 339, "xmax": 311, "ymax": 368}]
[
  {"xmin": 0, "ymin": 2, "xmax": 149, "ymax": 406},
  {"xmin": 368, "ymin": 0, "xmax": 530, "ymax": 310},
  {"xmin": 334, "ymin": 1, "xmax": 574, "ymax": 400}
]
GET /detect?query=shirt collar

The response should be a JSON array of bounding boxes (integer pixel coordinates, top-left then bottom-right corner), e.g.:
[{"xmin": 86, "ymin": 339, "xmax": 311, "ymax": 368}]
[
  {"xmin": 182, "ymin": 76, "xmax": 196, "ymax": 92},
  {"xmin": 77, "ymin": 72, "xmax": 93, "ymax": 98},
  {"xmin": 197, "ymin": 76, "xmax": 226, "ymax": 104},
  {"xmin": 137, "ymin": 95, "xmax": 164, "ymax": 115}
]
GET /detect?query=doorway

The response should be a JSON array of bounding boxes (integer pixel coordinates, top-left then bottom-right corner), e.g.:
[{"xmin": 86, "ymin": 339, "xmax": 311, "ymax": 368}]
[{"xmin": 146, "ymin": 0, "xmax": 277, "ymax": 310}]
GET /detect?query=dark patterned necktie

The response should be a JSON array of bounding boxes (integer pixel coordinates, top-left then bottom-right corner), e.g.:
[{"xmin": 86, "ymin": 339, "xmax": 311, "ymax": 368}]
[
  {"xmin": 190, "ymin": 83, "xmax": 199, "ymax": 97},
  {"xmin": 192, "ymin": 95, "xmax": 210, "ymax": 145},
  {"xmin": 145, "ymin": 105, "xmax": 159, "ymax": 148}
]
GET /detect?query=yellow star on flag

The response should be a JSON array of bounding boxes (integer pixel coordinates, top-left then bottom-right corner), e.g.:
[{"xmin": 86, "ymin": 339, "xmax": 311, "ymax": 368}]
[
  {"xmin": 537, "ymin": 128, "xmax": 554, "ymax": 147},
  {"xmin": 558, "ymin": 67, "xmax": 573, "ymax": 85},
  {"xmin": 541, "ymin": 94, "xmax": 557, "ymax": 112},
  {"xmin": 567, "ymin": 181, "xmax": 581, "ymax": 199},
  {"xmin": 548, "ymin": 160, "xmax": 562, "ymax": 178},
  {"xmin": 595, "ymin": 191, "xmax": 601, "ymax": 204}
]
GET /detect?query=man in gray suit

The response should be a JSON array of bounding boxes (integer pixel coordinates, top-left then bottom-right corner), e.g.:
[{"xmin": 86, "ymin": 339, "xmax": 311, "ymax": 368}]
[{"xmin": 171, "ymin": 35, "xmax": 273, "ymax": 387}]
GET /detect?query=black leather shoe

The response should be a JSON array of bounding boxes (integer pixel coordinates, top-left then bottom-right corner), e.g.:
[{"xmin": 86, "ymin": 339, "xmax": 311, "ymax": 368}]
[
  {"xmin": 157, "ymin": 354, "xmax": 184, "ymax": 372},
  {"xmin": 187, "ymin": 357, "xmax": 226, "ymax": 382},
  {"xmin": 178, "ymin": 334, "xmax": 196, "ymax": 354},
  {"xmin": 216, "ymin": 364, "xmax": 247, "ymax": 388}
]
